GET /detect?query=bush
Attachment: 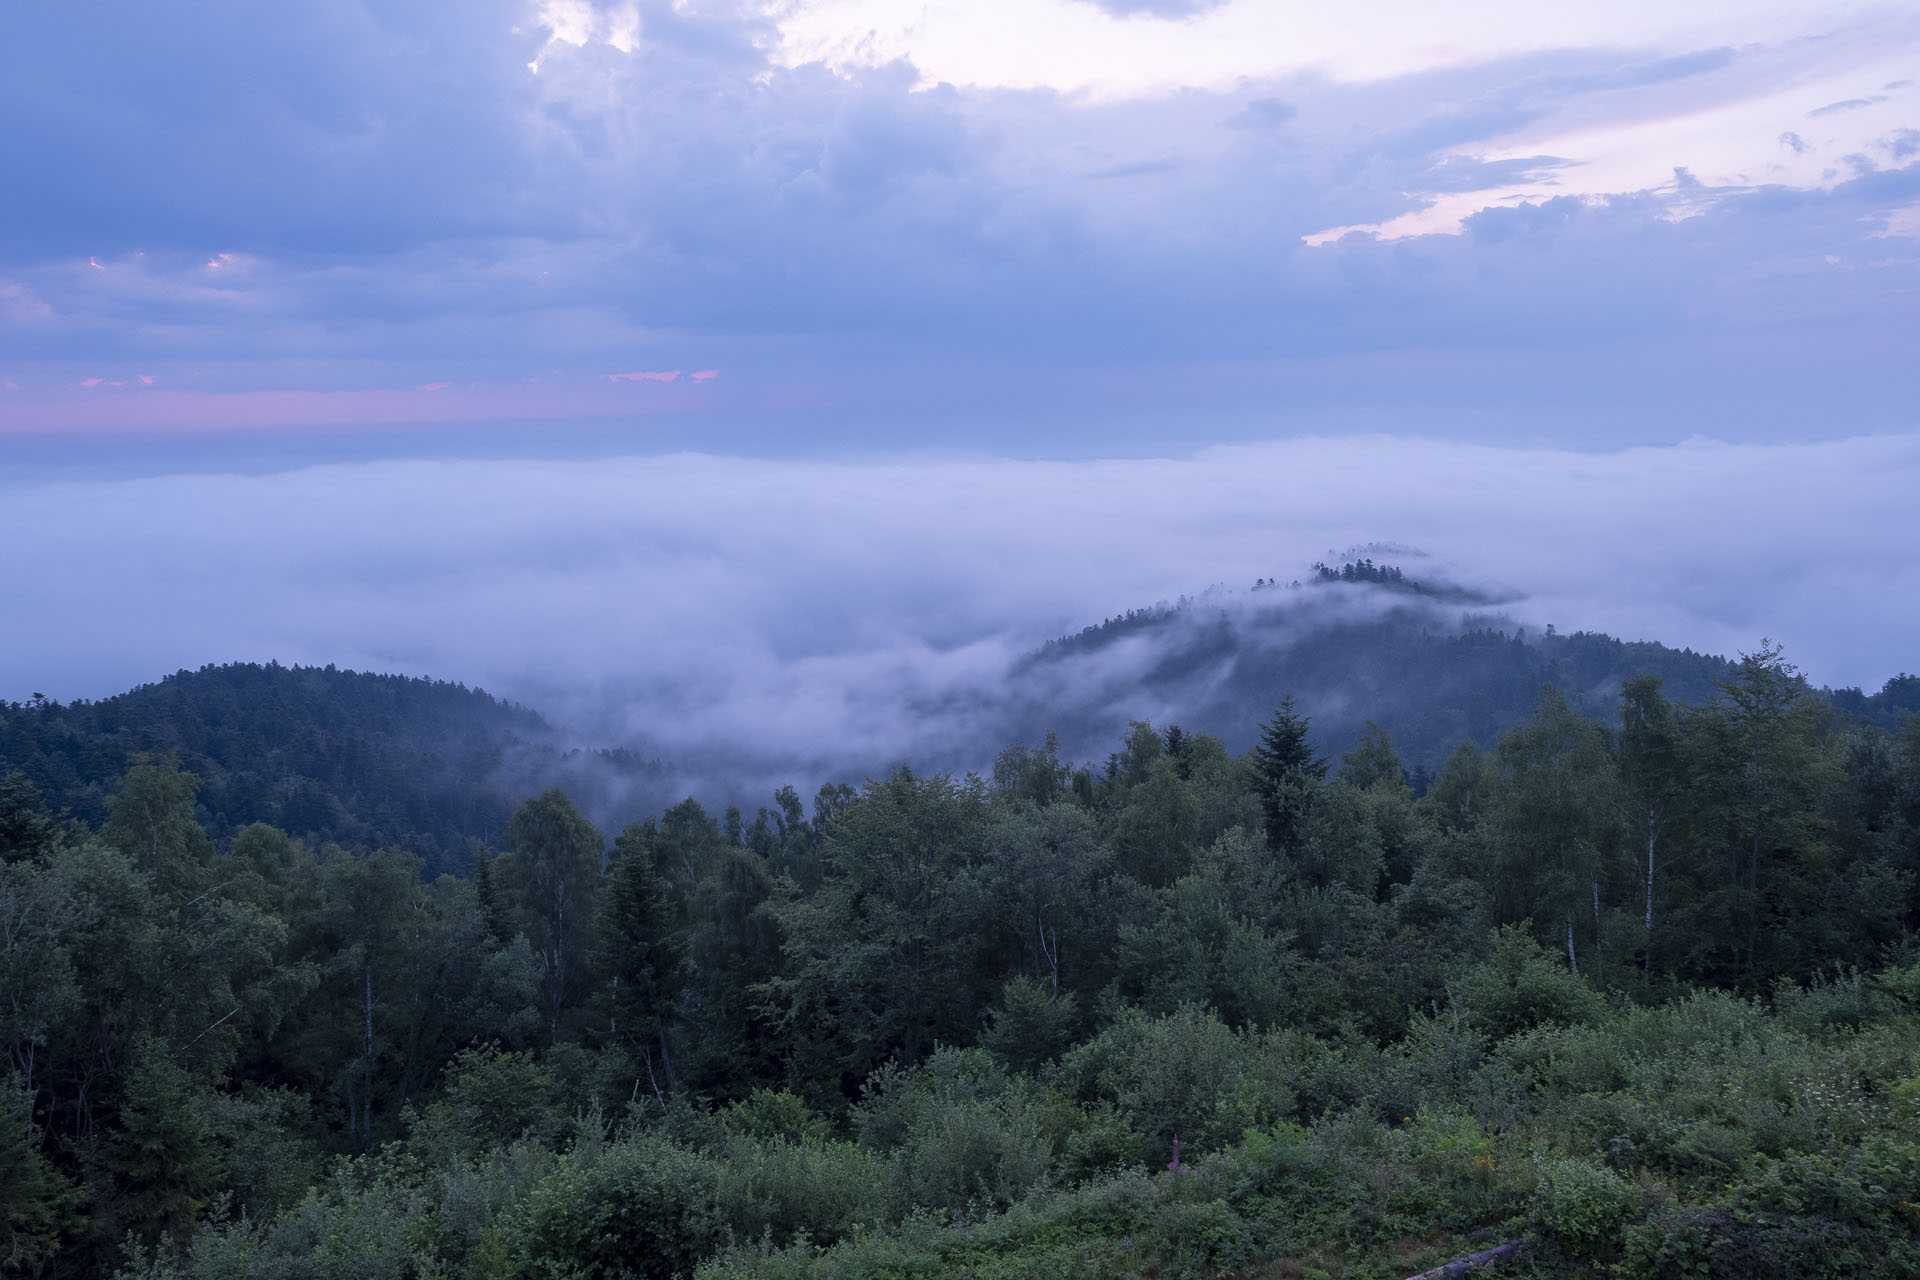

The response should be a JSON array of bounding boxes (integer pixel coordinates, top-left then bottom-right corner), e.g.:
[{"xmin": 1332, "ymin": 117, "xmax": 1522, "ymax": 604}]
[
  {"xmin": 855, "ymin": 1048, "xmax": 1053, "ymax": 1213},
  {"xmin": 406, "ymin": 1046, "xmax": 563, "ymax": 1167},
  {"xmin": 1533, "ymin": 1156, "xmax": 1631, "ymax": 1255},
  {"xmin": 1058, "ymin": 1102, "xmax": 1146, "ymax": 1183},
  {"xmin": 1452, "ymin": 927, "xmax": 1605, "ymax": 1040},
  {"xmin": 1054, "ymin": 1005, "xmax": 1294, "ymax": 1162},
  {"xmin": 512, "ymin": 1136, "xmax": 724, "ymax": 1280},
  {"xmin": 722, "ymin": 1090, "xmax": 829, "ymax": 1147},
  {"xmin": 982, "ymin": 977, "xmax": 1080, "ymax": 1076},
  {"xmin": 716, "ymin": 1134, "xmax": 892, "ymax": 1248}
]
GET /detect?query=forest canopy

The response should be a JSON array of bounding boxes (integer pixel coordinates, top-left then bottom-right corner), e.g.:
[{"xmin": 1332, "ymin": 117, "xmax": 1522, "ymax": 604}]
[{"xmin": 3, "ymin": 642, "xmax": 1919, "ymax": 1278}]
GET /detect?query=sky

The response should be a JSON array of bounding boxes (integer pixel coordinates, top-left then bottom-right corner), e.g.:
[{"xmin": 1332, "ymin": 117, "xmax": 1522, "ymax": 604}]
[{"xmin": 2, "ymin": 1, "xmax": 1916, "ymax": 746}]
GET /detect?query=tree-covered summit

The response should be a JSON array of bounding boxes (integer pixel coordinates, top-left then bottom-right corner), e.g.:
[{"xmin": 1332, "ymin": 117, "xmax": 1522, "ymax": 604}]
[
  {"xmin": 0, "ymin": 662, "xmax": 667, "ymax": 874},
  {"xmin": 1016, "ymin": 575, "xmax": 1909, "ymax": 781}
]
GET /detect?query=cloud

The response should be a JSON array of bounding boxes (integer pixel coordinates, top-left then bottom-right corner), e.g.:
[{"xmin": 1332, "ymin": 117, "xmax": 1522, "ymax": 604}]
[
  {"xmin": 1811, "ymin": 95, "xmax": 1888, "ymax": 117},
  {"xmin": 1225, "ymin": 97, "xmax": 1295, "ymax": 130},
  {"xmin": 0, "ymin": 2, "xmax": 1914, "ymax": 456},
  {"xmin": 4, "ymin": 433, "xmax": 1915, "ymax": 793},
  {"xmin": 607, "ymin": 370, "xmax": 679, "ymax": 382},
  {"xmin": 1074, "ymin": 0, "xmax": 1229, "ymax": 20},
  {"xmin": 1463, "ymin": 194, "xmax": 1585, "ymax": 243},
  {"xmin": 1082, "ymin": 159, "xmax": 1181, "ymax": 180},
  {"xmin": 0, "ymin": 378, "xmax": 723, "ymax": 436},
  {"xmin": 1415, "ymin": 154, "xmax": 1571, "ymax": 194}
]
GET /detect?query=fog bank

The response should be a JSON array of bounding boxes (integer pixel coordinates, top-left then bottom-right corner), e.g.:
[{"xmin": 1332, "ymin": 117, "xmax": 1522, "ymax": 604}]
[{"xmin": 4, "ymin": 432, "xmax": 1914, "ymax": 788}]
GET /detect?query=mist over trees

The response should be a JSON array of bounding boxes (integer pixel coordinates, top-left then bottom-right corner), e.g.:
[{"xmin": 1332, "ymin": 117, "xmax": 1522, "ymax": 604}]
[
  {"xmin": 10, "ymin": 567, "xmax": 1912, "ymax": 852},
  {"xmin": 3, "ymin": 631, "xmax": 1918, "ymax": 1277}
]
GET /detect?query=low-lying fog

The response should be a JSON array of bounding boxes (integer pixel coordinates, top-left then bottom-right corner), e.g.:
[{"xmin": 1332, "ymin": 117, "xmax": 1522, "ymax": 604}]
[{"xmin": 5, "ymin": 431, "xmax": 1915, "ymax": 798}]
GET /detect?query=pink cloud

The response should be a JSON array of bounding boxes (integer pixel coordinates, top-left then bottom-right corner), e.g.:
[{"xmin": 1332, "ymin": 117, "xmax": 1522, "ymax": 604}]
[
  {"xmin": 3, "ymin": 381, "xmax": 18, "ymax": 391},
  {"xmin": 607, "ymin": 370, "xmax": 679, "ymax": 383},
  {"xmin": 417, "ymin": 381, "xmax": 450, "ymax": 391},
  {"xmin": 690, "ymin": 369, "xmax": 719, "ymax": 382},
  {"xmin": 0, "ymin": 375, "xmax": 731, "ymax": 436},
  {"xmin": 139, "ymin": 374, "xmax": 155, "ymax": 386}
]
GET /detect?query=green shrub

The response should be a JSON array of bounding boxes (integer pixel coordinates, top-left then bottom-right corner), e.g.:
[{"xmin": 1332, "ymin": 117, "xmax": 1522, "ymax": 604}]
[
  {"xmin": 1153, "ymin": 1193, "xmax": 1259, "ymax": 1278},
  {"xmin": 1452, "ymin": 927, "xmax": 1605, "ymax": 1040},
  {"xmin": 512, "ymin": 1136, "xmax": 723, "ymax": 1280},
  {"xmin": 406, "ymin": 1046, "xmax": 563, "ymax": 1167},
  {"xmin": 982, "ymin": 977, "xmax": 1080, "ymax": 1077},
  {"xmin": 1058, "ymin": 1102, "xmax": 1147, "ymax": 1182},
  {"xmin": 717, "ymin": 1134, "xmax": 892, "ymax": 1248},
  {"xmin": 1054, "ymin": 1005, "xmax": 1295, "ymax": 1162},
  {"xmin": 722, "ymin": 1090, "xmax": 829, "ymax": 1147},
  {"xmin": 853, "ymin": 1048, "xmax": 1054, "ymax": 1213},
  {"xmin": 1532, "ymin": 1156, "xmax": 1631, "ymax": 1255}
]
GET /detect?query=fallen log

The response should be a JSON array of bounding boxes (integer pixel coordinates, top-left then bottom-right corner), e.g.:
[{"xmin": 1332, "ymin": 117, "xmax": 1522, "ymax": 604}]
[{"xmin": 1403, "ymin": 1237, "xmax": 1526, "ymax": 1280}]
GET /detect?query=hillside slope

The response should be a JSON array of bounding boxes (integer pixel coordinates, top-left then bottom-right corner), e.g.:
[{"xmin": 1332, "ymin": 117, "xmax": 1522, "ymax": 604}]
[
  {"xmin": 5, "ymin": 573, "xmax": 1910, "ymax": 855},
  {"xmin": 0, "ymin": 663, "xmax": 668, "ymax": 873},
  {"xmin": 1010, "ymin": 571, "xmax": 1910, "ymax": 774}
]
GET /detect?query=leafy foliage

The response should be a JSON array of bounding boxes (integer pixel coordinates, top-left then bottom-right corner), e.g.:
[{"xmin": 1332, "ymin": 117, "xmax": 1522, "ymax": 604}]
[{"xmin": 0, "ymin": 646, "xmax": 1915, "ymax": 1278}]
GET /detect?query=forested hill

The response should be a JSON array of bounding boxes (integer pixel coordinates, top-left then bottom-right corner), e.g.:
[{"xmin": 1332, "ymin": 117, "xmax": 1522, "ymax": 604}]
[
  {"xmin": 1013, "ymin": 567, "xmax": 1914, "ymax": 776},
  {"xmin": 7, "ymin": 576, "xmax": 1915, "ymax": 860},
  {"xmin": 0, "ymin": 663, "xmax": 670, "ymax": 873},
  {"xmin": 4, "ymin": 635, "xmax": 1919, "ymax": 1280}
]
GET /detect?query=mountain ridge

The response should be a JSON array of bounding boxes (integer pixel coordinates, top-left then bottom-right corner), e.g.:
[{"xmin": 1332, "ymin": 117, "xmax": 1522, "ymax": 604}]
[{"xmin": 4, "ymin": 573, "xmax": 1913, "ymax": 861}]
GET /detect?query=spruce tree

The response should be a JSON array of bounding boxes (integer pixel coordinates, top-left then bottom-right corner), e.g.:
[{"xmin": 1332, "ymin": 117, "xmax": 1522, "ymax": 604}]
[
  {"xmin": 103, "ymin": 1041, "xmax": 219, "ymax": 1250},
  {"xmin": 592, "ymin": 826, "xmax": 688, "ymax": 1096},
  {"xmin": 0, "ymin": 1081, "xmax": 80, "ymax": 1274},
  {"xmin": 1251, "ymin": 697, "xmax": 1326, "ymax": 855},
  {"xmin": 0, "ymin": 772, "xmax": 59, "ymax": 864}
]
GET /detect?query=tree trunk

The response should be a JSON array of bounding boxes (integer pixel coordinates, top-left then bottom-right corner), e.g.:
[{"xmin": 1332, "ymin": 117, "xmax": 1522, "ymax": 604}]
[
  {"xmin": 1643, "ymin": 808, "xmax": 1656, "ymax": 975},
  {"xmin": 643, "ymin": 1048, "xmax": 666, "ymax": 1111},
  {"xmin": 658, "ymin": 1024, "xmax": 677, "ymax": 1093},
  {"xmin": 1404, "ymin": 1238, "xmax": 1526, "ymax": 1279},
  {"xmin": 1037, "ymin": 913, "xmax": 1060, "ymax": 996},
  {"xmin": 1565, "ymin": 915, "xmax": 1577, "ymax": 974},
  {"xmin": 1748, "ymin": 806, "xmax": 1762, "ymax": 972},
  {"xmin": 550, "ymin": 876, "xmax": 566, "ymax": 1041},
  {"xmin": 363, "ymin": 960, "xmax": 375, "ymax": 1144},
  {"xmin": 1591, "ymin": 876, "xmax": 1603, "ymax": 987}
]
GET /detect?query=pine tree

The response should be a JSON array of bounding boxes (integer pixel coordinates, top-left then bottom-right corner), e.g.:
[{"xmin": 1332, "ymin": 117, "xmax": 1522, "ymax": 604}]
[
  {"xmin": 103, "ymin": 1041, "xmax": 219, "ymax": 1250},
  {"xmin": 592, "ymin": 826, "xmax": 688, "ymax": 1099},
  {"xmin": 1, "ymin": 1080, "xmax": 81, "ymax": 1275},
  {"xmin": 473, "ymin": 848, "xmax": 512, "ymax": 947},
  {"xmin": 1251, "ymin": 697, "xmax": 1326, "ymax": 855},
  {"xmin": 501, "ymin": 790, "xmax": 604, "ymax": 1042},
  {"xmin": 0, "ymin": 773, "xmax": 60, "ymax": 864}
]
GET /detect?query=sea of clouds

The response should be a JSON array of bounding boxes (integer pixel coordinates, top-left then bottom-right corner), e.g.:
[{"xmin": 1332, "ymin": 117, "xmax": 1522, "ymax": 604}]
[{"xmin": 5, "ymin": 431, "xmax": 1914, "ymax": 786}]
